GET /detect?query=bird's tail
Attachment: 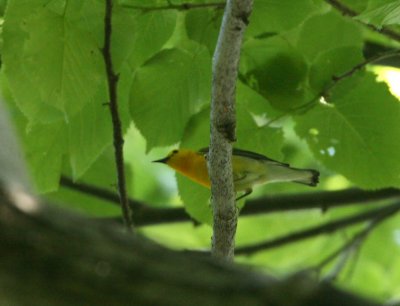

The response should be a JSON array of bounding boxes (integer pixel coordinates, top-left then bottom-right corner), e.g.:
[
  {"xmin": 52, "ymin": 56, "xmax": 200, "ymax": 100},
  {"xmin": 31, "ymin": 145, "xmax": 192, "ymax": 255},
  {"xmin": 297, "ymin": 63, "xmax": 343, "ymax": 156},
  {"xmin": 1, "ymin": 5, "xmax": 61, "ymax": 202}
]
[
  {"xmin": 292, "ymin": 168, "xmax": 320, "ymax": 186},
  {"xmin": 268, "ymin": 164, "xmax": 320, "ymax": 187}
]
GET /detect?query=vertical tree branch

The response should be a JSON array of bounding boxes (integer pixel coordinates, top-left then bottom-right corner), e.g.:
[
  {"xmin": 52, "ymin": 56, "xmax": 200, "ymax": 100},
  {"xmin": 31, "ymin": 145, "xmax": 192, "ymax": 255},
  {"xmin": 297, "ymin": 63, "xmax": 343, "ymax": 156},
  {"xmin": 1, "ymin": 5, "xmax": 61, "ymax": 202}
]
[
  {"xmin": 209, "ymin": 0, "xmax": 253, "ymax": 260},
  {"xmin": 102, "ymin": 0, "xmax": 133, "ymax": 231}
]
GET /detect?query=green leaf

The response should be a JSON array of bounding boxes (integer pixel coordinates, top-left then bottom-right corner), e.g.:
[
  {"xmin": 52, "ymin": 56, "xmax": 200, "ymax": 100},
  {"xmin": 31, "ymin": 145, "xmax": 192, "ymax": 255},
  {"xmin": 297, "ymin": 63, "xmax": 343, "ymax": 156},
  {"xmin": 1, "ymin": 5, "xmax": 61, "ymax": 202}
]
[
  {"xmin": 296, "ymin": 11, "xmax": 363, "ymax": 62},
  {"xmin": 119, "ymin": 0, "xmax": 166, "ymax": 8},
  {"xmin": 295, "ymin": 72, "xmax": 400, "ymax": 189},
  {"xmin": 129, "ymin": 47, "xmax": 211, "ymax": 150},
  {"xmin": 4, "ymin": 0, "xmax": 176, "ymax": 189},
  {"xmin": 3, "ymin": 0, "xmax": 64, "ymax": 123},
  {"xmin": 236, "ymin": 81, "xmax": 283, "ymax": 120},
  {"xmin": 309, "ymin": 46, "xmax": 364, "ymax": 93},
  {"xmin": 48, "ymin": 148, "xmax": 124, "ymax": 217},
  {"xmin": 185, "ymin": 8, "xmax": 222, "ymax": 54},
  {"xmin": 0, "ymin": 0, "xmax": 7, "ymax": 16},
  {"xmin": 68, "ymin": 86, "xmax": 112, "ymax": 180},
  {"xmin": 3, "ymin": 75, "xmax": 67, "ymax": 193},
  {"xmin": 336, "ymin": 0, "xmax": 368, "ymax": 12},
  {"xmin": 238, "ymin": 107, "xmax": 283, "ymax": 160},
  {"xmin": 113, "ymin": 6, "xmax": 177, "ymax": 70},
  {"xmin": 246, "ymin": 0, "xmax": 326, "ymax": 37},
  {"xmin": 3, "ymin": 1, "xmax": 105, "ymax": 122},
  {"xmin": 24, "ymin": 121, "xmax": 67, "ymax": 193},
  {"xmin": 241, "ymin": 37, "xmax": 309, "ymax": 111},
  {"xmin": 356, "ymin": 0, "xmax": 400, "ymax": 27}
]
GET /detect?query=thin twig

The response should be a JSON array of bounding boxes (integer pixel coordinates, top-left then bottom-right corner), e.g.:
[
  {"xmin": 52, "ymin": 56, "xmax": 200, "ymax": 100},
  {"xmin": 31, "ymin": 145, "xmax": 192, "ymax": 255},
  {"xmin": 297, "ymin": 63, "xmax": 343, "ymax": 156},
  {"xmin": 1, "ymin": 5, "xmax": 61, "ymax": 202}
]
[
  {"xmin": 60, "ymin": 176, "xmax": 400, "ymax": 226},
  {"xmin": 315, "ymin": 224, "xmax": 373, "ymax": 271},
  {"xmin": 102, "ymin": 0, "xmax": 133, "ymax": 231},
  {"xmin": 322, "ymin": 212, "xmax": 392, "ymax": 282},
  {"xmin": 315, "ymin": 212, "xmax": 390, "ymax": 279},
  {"xmin": 235, "ymin": 202, "xmax": 400, "ymax": 255},
  {"xmin": 324, "ymin": 243, "xmax": 356, "ymax": 282},
  {"xmin": 308, "ymin": 50, "xmax": 400, "ymax": 109},
  {"xmin": 328, "ymin": 50, "xmax": 400, "ymax": 91},
  {"xmin": 122, "ymin": 1, "xmax": 225, "ymax": 12},
  {"xmin": 326, "ymin": 0, "xmax": 400, "ymax": 43},
  {"xmin": 322, "ymin": 225, "xmax": 370, "ymax": 282},
  {"xmin": 266, "ymin": 49, "xmax": 400, "ymax": 126}
]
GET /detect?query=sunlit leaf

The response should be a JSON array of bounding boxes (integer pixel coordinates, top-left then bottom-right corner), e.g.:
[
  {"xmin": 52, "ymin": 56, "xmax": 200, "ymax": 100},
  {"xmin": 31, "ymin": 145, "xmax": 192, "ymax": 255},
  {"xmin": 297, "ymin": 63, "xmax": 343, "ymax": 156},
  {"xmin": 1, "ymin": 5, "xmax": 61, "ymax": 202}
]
[{"xmin": 295, "ymin": 72, "xmax": 400, "ymax": 188}]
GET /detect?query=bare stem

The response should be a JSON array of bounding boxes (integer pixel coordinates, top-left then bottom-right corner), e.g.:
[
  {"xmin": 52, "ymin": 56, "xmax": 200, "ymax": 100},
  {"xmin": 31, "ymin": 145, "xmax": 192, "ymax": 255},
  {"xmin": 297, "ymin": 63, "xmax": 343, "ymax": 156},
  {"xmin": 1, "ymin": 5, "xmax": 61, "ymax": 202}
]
[{"xmin": 102, "ymin": 0, "xmax": 134, "ymax": 231}]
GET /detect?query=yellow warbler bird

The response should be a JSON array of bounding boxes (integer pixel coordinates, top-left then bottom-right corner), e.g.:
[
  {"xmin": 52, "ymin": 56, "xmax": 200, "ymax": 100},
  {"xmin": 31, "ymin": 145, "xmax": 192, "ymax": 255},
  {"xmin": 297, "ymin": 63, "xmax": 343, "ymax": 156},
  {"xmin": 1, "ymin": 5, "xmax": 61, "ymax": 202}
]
[{"xmin": 153, "ymin": 148, "xmax": 319, "ymax": 200}]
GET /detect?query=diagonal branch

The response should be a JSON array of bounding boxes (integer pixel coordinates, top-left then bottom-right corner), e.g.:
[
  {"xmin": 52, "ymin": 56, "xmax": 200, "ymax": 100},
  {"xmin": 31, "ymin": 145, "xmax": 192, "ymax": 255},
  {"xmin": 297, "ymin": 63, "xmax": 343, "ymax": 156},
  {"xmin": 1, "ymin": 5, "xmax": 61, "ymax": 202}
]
[
  {"xmin": 297, "ymin": 50, "xmax": 400, "ymax": 115},
  {"xmin": 102, "ymin": 0, "xmax": 133, "ymax": 231},
  {"xmin": 316, "ymin": 218, "xmax": 382, "ymax": 282},
  {"xmin": 245, "ymin": 188, "xmax": 400, "ymax": 214},
  {"xmin": 209, "ymin": 0, "xmax": 253, "ymax": 260},
  {"xmin": 60, "ymin": 176, "xmax": 400, "ymax": 226},
  {"xmin": 315, "ymin": 217, "xmax": 384, "ymax": 272},
  {"xmin": 235, "ymin": 202, "xmax": 400, "ymax": 255},
  {"xmin": 326, "ymin": 0, "xmax": 400, "ymax": 42}
]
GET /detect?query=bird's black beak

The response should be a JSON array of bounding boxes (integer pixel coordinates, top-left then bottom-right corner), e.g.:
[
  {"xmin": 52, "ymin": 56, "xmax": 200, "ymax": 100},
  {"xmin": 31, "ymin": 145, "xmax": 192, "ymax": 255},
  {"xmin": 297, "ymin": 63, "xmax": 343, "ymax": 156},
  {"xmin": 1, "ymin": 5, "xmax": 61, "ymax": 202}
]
[{"xmin": 152, "ymin": 157, "xmax": 169, "ymax": 163}]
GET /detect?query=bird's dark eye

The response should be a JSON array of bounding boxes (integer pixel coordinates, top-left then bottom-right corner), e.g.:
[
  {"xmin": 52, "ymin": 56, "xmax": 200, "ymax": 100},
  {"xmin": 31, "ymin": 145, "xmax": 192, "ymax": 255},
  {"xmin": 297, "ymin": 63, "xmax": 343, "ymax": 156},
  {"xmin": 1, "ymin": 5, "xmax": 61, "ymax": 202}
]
[{"xmin": 172, "ymin": 149, "xmax": 178, "ymax": 154}]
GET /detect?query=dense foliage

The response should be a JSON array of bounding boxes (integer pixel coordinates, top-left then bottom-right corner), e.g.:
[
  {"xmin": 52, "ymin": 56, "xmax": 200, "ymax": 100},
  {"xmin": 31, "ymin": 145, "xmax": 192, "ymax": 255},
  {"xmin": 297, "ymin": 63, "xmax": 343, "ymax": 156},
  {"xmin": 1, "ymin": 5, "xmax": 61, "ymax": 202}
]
[{"xmin": 2, "ymin": 0, "xmax": 400, "ymax": 301}]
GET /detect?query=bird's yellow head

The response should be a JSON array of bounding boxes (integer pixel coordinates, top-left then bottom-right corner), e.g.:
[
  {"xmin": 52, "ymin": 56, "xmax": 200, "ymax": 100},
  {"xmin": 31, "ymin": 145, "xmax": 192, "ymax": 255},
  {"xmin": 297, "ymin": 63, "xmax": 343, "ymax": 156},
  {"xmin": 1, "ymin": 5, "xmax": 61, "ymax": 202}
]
[
  {"xmin": 153, "ymin": 149, "xmax": 210, "ymax": 187},
  {"xmin": 153, "ymin": 149, "xmax": 197, "ymax": 171}
]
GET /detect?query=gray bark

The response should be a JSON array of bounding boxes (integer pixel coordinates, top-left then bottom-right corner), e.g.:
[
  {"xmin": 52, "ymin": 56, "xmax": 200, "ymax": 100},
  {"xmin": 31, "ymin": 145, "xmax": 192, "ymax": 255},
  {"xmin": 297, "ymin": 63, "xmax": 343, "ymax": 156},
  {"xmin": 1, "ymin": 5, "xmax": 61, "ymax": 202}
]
[{"xmin": 209, "ymin": 0, "xmax": 253, "ymax": 261}]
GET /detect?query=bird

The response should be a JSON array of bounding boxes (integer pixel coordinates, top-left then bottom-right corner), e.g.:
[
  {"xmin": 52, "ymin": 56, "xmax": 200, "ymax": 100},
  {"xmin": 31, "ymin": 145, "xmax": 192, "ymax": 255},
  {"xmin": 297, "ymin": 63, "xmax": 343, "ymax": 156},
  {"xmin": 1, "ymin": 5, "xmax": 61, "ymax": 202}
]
[{"xmin": 153, "ymin": 148, "xmax": 319, "ymax": 200}]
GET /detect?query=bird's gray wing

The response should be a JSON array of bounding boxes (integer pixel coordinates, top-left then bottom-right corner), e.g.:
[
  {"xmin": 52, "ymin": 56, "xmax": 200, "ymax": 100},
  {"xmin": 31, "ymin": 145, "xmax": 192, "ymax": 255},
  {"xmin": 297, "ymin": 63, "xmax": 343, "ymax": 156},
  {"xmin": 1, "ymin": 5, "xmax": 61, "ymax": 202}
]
[{"xmin": 198, "ymin": 147, "xmax": 289, "ymax": 167}]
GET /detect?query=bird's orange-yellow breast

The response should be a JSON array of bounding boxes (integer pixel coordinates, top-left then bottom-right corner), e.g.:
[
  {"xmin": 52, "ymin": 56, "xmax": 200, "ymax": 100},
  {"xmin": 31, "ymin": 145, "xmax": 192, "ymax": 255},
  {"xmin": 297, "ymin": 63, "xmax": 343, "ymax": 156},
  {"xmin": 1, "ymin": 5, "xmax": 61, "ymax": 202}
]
[{"xmin": 166, "ymin": 150, "xmax": 210, "ymax": 188}]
